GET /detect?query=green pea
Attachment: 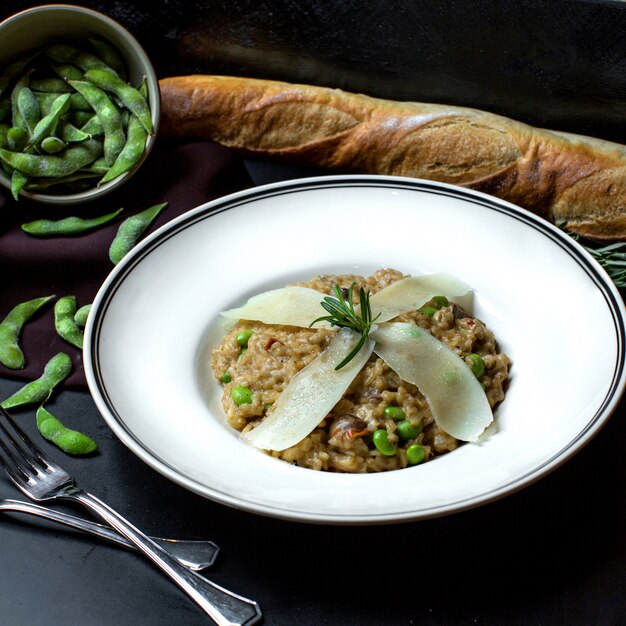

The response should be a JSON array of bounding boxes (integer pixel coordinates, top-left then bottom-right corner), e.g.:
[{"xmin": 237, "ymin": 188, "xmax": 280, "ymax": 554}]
[
  {"xmin": 36, "ymin": 405, "xmax": 98, "ymax": 455},
  {"xmin": 0, "ymin": 295, "xmax": 55, "ymax": 369},
  {"xmin": 1, "ymin": 352, "xmax": 72, "ymax": 409},
  {"xmin": 84, "ymin": 69, "xmax": 152, "ymax": 134},
  {"xmin": 109, "ymin": 202, "xmax": 167, "ymax": 264},
  {"xmin": 397, "ymin": 420, "xmax": 423, "ymax": 440},
  {"xmin": 406, "ymin": 444, "xmax": 426, "ymax": 465},
  {"xmin": 54, "ymin": 296, "xmax": 84, "ymax": 349},
  {"xmin": 466, "ymin": 353, "xmax": 485, "ymax": 380},
  {"xmin": 22, "ymin": 208, "xmax": 123, "ymax": 237},
  {"xmin": 236, "ymin": 329, "xmax": 253, "ymax": 347},
  {"xmin": 372, "ymin": 429, "xmax": 396, "ymax": 456},
  {"xmin": 419, "ymin": 305, "xmax": 437, "ymax": 317},
  {"xmin": 232, "ymin": 385, "xmax": 252, "ymax": 406},
  {"xmin": 432, "ymin": 295, "xmax": 449, "ymax": 308},
  {"xmin": 220, "ymin": 371, "xmax": 232, "ymax": 383},
  {"xmin": 74, "ymin": 304, "xmax": 92, "ymax": 328},
  {"xmin": 384, "ymin": 405, "xmax": 406, "ymax": 421}
]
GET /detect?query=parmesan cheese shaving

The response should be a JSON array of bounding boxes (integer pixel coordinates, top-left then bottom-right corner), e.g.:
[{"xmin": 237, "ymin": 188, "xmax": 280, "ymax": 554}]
[
  {"xmin": 371, "ymin": 323, "xmax": 493, "ymax": 441},
  {"xmin": 221, "ymin": 286, "xmax": 331, "ymax": 327},
  {"xmin": 367, "ymin": 273, "xmax": 473, "ymax": 322},
  {"xmin": 243, "ymin": 328, "xmax": 375, "ymax": 451}
]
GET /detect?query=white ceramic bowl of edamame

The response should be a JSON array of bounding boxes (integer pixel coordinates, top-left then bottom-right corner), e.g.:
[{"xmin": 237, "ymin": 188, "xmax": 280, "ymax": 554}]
[{"xmin": 0, "ymin": 4, "xmax": 160, "ymax": 204}]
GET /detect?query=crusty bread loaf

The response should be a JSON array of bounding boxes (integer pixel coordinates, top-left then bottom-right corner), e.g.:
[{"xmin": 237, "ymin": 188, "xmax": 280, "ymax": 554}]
[{"xmin": 159, "ymin": 74, "xmax": 626, "ymax": 240}]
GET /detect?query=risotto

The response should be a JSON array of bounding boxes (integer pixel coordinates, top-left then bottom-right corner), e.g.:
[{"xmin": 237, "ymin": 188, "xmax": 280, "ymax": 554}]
[{"xmin": 210, "ymin": 268, "xmax": 510, "ymax": 473}]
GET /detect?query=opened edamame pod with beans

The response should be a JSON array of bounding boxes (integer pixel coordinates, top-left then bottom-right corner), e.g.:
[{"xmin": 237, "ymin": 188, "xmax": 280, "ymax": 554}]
[
  {"xmin": 212, "ymin": 268, "xmax": 510, "ymax": 473},
  {"xmin": 0, "ymin": 38, "xmax": 154, "ymax": 199}
]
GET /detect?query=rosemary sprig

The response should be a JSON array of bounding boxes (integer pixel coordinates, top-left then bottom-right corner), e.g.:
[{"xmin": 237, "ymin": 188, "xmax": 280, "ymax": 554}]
[
  {"xmin": 310, "ymin": 282, "xmax": 380, "ymax": 370},
  {"xmin": 561, "ymin": 224, "xmax": 626, "ymax": 288}
]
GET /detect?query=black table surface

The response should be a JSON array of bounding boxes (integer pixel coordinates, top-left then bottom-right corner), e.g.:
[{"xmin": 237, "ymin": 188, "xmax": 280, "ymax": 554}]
[{"xmin": 1, "ymin": 1, "xmax": 625, "ymax": 625}]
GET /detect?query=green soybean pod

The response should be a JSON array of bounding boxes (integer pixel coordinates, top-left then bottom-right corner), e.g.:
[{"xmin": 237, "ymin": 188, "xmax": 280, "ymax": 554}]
[
  {"xmin": 80, "ymin": 115, "xmax": 103, "ymax": 136},
  {"xmin": 6, "ymin": 126, "xmax": 27, "ymax": 151},
  {"xmin": 1, "ymin": 352, "xmax": 72, "ymax": 409},
  {"xmin": 46, "ymin": 44, "xmax": 118, "ymax": 75},
  {"xmin": 30, "ymin": 77, "xmax": 73, "ymax": 93},
  {"xmin": 16, "ymin": 86, "xmax": 40, "ymax": 136},
  {"xmin": 51, "ymin": 63, "xmax": 84, "ymax": 83},
  {"xmin": 0, "ymin": 138, "xmax": 102, "ymax": 178},
  {"xmin": 74, "ymin": 304, "xmax": 92, "ymax": 328},
  {"xmin": 10, "ymin": 70, "xmax": 33, "ymax": 131},
  {"xmin": 69, "ymin": 79, "xmax": 124, "ymax": 166},
  {"xmin": 10, "ymin": 169, "xmax": 28, "ymax": 200},
  {"xmin": 22, "ymin": 207, "xmax": 123, "ymax": 237},
  {"xmin": 36, "ymin": 405, "xmax": 98, "ymax": 455},
  {"xmin": 109, "ymin": 202, "xmax": 167, "ymax": 264},
  {"xmin": 23, "ymin": 171, "xmax": 100, "ymax": 191},
  {"xmin": 0, "ymin": 295, "xmax": 55, "ymax": 369},
  {"xmin": 27, "ymin": 92, "xmax": 71, "ymax": 148},
  {"xmin": 40, "ymin": 136, "xmax": 66, "ymax": 154},
  {"xmin": 0, "ymin": 54, "xmax": 36, "ymax": 98},
  {"xmin": 99, "ymin": 113, "xmax": 148, "ymax": 184},
  {"xmin": 54, "ymin": 296, "xmax": 84, "ymax": 349},
  {"xmin": 84, "ymin": 69, "xmax": 152, "ymax": 134},
  {"xmin": 88, "ymin": 37, "xmax": 127, "ymax": 79},
  {"xmin": 0, "ymin": 123, "xmax": 8, "ymax": 148},
  {"xmin": 59, "ymin": 121, "xmax": 90, "ymax": 143}
]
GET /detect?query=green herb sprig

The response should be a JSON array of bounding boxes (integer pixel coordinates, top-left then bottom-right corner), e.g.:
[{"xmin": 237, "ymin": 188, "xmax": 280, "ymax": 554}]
[
  {"xmin": 310, "ymin": 283, "xmax": 380, "ymax": 370},
  {"xmin": 561, "ymin": 224, "xmax": 626, "ymax": 288}
]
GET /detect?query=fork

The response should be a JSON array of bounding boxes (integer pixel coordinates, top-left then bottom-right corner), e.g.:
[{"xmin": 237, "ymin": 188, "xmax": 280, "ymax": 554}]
[
  {"xmin": 0, "ymin": 497, "xmax": 219, "ymax": 571},
  {"xmin": 0, "ymin": 406, "xmax": 262, "ymax": 626}
]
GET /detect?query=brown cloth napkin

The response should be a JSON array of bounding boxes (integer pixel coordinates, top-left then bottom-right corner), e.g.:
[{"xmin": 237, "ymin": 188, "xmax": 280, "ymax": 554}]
[{"xmin": 0, "ymin": 139, "xmax": 253, "ymax": 388}]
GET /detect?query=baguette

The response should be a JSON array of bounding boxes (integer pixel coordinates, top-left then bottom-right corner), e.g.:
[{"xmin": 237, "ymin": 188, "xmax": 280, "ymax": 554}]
[{"xmin": 159, "ymin": 74, "xmax": 626, "ymax": 240}]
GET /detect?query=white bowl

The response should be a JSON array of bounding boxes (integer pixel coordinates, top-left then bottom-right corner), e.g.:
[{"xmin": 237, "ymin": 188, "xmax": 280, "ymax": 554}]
[
  {"xmin": 84, "ymin": 175, "xmax": 626, "ymax": 524},
  {"xmin": 0, "ymin": 4, "xmax": 160, "ymax": 204}
]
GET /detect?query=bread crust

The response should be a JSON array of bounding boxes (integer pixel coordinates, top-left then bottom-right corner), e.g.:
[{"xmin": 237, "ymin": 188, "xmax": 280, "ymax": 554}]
[{"xmin": 159, "ymin": 74, "xmax": 626, "ymax": 240}]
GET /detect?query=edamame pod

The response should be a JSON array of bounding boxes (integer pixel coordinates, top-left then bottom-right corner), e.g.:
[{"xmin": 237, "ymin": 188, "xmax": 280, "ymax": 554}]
[
  {"xmin": 74, "ymin": 304, "xmax": 92, "ymax": 328},
  {"xmin": 54, "ymin": 296, "xmax": 84, "ymax": 349},
  {"xmin": 84, "ymin": 69, "xmax": 152, "ymax": 133},
  {"xmin": 0, "ymin": 295, "xmax": 55, "ymax": 369},
  {"xmin": 40, "ymin": 137, "xmax": 66, "ymax": 154},
  {"xmin": 10, "ymin": 70, "xmax": 33, "ymax": 131},
  {"xmin": 26, "ymin": 92, "xmax": 71, "ymax": 148},
  {"xmin": 69, "ymin": 80, "xmax": 125, "ymax": 166},
  {"xmin": 1, "ymin": 352, "xmax": 72, "ymax": 409},
  {"xmin": 0, "ymin": 138, "xmax": 102, "ymax": 177},
  {"xmin": 88, "ymin": 38, "xmax": 127, "ymax": 79},
  {"xmin": 46, "ymin": 44, "xmax": 118, "ymax": 75},
  {"xmin": 109, "ymin": 202, "xmax": 167, "ymax": 264},
  {"xmin": 16, "ymin": 86, "xmax": 40, "ymax": 136},
  {"xmin": 99, "ymin": 113, "xmax": 148, "ymax": 184},
  {"xmin": 36, "ymin": 405, "xmax": 98, "ymax": 455},
  {"xmin": 10, "ymin": 169, "xmax": 28, "ymax": 200},
  {"xmin": 22, "ymin": 207, "xmax": 122, "ymax": 236}
]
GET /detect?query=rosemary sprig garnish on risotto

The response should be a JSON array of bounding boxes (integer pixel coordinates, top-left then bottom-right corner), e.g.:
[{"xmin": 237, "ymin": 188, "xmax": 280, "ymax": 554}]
[{"xmin": 310, "ymin": 282, "xmax": 380, "ymax": 370}]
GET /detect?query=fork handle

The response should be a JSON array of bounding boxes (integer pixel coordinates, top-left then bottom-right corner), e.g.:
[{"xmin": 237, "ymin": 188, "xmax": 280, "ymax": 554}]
[{"xmin": 62, "ymin": 487, "xmax": 262, "ymax": 626}]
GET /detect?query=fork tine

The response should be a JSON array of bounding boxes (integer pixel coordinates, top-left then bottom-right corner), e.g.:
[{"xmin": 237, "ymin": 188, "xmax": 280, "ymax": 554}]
[{"xmin": 0, "ymin": 405, "xmax": 58, "ymax": 473}]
